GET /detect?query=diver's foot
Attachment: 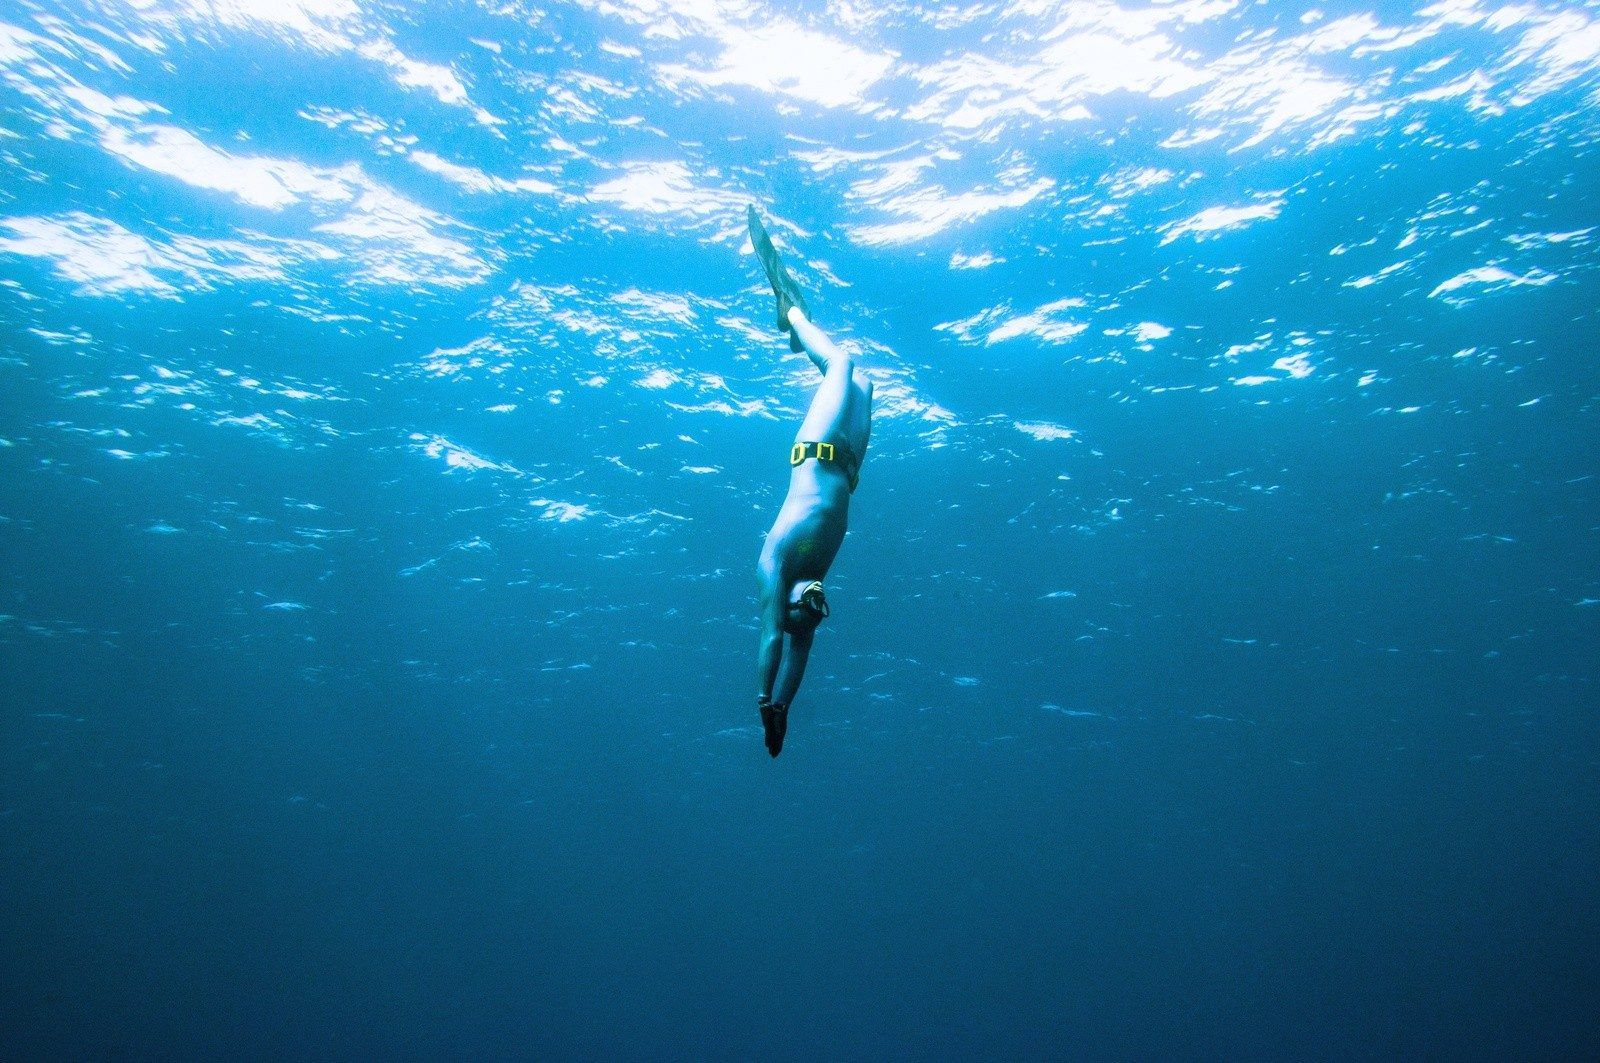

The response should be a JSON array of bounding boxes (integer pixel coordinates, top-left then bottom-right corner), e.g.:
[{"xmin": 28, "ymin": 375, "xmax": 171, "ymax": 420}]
[
  {"xmin": 746, "ymin": 205, "xmax": 811, "ymax": 341},
  {"xmin": 774, "ymin": 285, "xmax": 795, "ymax": 332},
  {"xmin": 760, "ymin": 702, "xmax": 789, "ymax": 758}
]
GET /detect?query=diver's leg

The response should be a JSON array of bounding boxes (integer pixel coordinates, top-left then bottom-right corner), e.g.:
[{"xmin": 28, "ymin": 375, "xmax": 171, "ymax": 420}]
[
  {"xmin": 848, "ymin": 370, "xmax": 873, "ymax": 459},
  {"xmin": 787, "ymin": 307, "xmax": 838, "ymax": 376},
  {"xmin": 790, "ymin": 308, "xmax": 857, "ymax": 441}
]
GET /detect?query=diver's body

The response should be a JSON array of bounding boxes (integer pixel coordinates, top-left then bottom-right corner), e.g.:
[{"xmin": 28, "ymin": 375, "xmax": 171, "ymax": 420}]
[{"xmin": 750, "ymin": 207, "xmax": 873, "ymax": 757}]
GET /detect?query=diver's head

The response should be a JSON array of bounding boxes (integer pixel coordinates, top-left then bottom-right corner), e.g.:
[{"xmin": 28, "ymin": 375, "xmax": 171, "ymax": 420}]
[{"xmin": 784, "ymin": 580, "xmax": 829, "ymax": 633}]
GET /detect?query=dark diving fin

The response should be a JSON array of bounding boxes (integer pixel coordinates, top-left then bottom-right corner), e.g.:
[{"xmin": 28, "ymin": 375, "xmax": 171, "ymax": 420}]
[
  {"xmin": 760, "ymin": 702, "xmax": 789, "ymax": 758},
  {"xmin": 747, "ymin": 205, "xmax": 810, "ymax": 352}
]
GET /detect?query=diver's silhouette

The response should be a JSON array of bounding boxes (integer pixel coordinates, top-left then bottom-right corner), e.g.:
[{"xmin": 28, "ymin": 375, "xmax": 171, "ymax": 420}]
[{"xmin": 748, "ymin": 206, "xmax": 874, "ymax": 758}]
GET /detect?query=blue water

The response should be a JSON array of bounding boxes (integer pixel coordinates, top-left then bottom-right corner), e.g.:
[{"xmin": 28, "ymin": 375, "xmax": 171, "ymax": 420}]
[{"xmin": 3, "ymin": 0, "xmax": 1599, "ymax": 1057}]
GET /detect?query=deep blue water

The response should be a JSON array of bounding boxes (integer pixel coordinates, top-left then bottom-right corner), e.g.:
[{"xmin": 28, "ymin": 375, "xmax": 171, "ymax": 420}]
[{"xmin": 3, "ymin": 0, "xmax": 1599, "ymax": 1058}]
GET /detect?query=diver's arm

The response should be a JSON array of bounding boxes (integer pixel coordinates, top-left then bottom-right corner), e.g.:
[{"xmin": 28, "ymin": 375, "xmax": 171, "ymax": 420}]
[
  {"xmin": 772, "ymin": 627, "xmax": 812, "ymax": 707},
  {"xmin": 756, "ymin": 565, "xmax": 785, "ymax": 702}
]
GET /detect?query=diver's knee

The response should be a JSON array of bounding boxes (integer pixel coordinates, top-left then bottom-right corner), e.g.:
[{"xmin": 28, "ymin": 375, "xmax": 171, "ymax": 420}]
[{"xmin": 821, "ymin": 349, "xmax": 854, "ymax": 376}]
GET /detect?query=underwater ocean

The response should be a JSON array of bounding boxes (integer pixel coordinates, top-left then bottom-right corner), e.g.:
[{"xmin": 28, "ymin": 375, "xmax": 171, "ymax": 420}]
[{"xmin": 3, "ymin": 0, "xmax": 1599, "ymax": 1057}]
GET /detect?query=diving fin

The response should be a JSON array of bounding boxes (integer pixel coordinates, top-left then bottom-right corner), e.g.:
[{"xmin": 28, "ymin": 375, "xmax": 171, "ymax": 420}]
[
  {"xmin": 747, "ymin": 205, "xmax": 810, "ymax": 351},
  {"xmin": 760, "ymin": 702, "xmax": 789, "ymax": 758}
]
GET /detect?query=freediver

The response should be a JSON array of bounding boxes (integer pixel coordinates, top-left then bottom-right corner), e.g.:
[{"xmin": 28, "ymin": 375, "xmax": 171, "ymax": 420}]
[{"xmin": 748, "ymin": 206, "xmax": 874, "ymax": 758}]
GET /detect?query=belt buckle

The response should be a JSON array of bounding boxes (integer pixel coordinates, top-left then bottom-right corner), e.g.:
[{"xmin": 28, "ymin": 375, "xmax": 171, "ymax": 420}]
[
  {"xmin": 818, "ymin": 442, "xmax": 834, "ymax": 461},
  {"xmin": 790, "ymin": 442, "xmax": 805, "ymax": 466}
]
